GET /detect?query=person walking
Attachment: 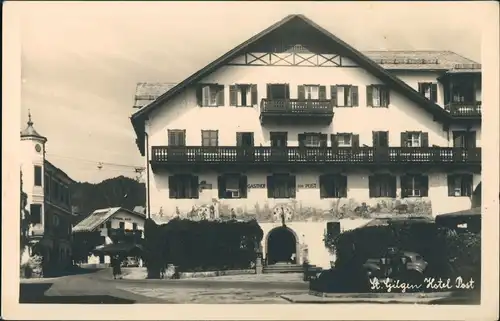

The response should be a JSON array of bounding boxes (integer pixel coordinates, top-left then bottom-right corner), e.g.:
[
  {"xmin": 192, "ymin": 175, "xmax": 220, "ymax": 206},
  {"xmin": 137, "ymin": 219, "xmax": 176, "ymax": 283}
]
[{"xmin": 112, "ymin": 255, "xmax": 122, "ymax": 279}]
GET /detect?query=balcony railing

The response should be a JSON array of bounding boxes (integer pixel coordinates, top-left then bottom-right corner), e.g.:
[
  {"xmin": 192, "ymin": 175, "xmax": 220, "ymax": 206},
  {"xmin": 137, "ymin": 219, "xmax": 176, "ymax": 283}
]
[
  {"xmin": 151, "ymin": 146, "xmax": 481, "ymax": 165},
  {"xmin": 108, "ymin": 228, "xmax": 143, "ymax": 240},
  {"xmin": 261, "ymin": 98, "xmax": 333, "ymax": 115},
  {"xmin": 445, "ymin": 102, "xmax": 481, "ymax": 118}
]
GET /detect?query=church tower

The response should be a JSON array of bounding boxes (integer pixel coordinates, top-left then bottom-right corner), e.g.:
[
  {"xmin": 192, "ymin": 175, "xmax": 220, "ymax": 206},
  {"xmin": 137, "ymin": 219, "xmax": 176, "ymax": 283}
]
[{"xmin": 20, "ymin": 110, "xmax": 47, "ymax": 229}]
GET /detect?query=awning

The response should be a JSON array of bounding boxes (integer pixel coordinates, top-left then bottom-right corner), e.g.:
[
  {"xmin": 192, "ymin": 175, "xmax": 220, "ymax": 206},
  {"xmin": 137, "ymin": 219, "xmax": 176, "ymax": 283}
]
[{"xmin": 92, "ymin": 243, "xmax": 143, "ymax": 256}]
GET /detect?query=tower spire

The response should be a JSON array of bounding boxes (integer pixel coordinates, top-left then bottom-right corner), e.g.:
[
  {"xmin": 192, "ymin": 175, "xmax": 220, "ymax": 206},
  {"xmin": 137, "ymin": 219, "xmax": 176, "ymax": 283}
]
[{"xmin": 27, "ymin": 109, "xmax": 33, "ymax": 127}]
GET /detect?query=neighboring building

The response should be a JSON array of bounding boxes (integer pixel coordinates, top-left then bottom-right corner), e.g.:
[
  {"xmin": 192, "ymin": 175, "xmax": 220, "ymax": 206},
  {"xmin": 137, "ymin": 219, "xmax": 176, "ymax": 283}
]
[
  {"xmin": 20, "ymin": 112, "xmax": 77, "ymax": 276},
  {"xmin": 130, "ymin": 14, "xmax": 481, "ymax": 268},
  {"xmin": 72, "ymin": 207, "xmax": 146, "ymax": 265}
]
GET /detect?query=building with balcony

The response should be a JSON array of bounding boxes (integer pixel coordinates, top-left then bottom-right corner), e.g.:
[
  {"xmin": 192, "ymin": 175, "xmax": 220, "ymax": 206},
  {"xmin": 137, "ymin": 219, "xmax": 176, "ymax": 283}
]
[
  {"xmin": 130, "ymin": 14, "xmax": 481, "ymax": 269},
  {"xmin": 72, "ymin": 207, "xmax": 146, "ymax": 266},
  {"xmin": 20, "ymin": 112, "xmax": 77, "ymax": 276}
]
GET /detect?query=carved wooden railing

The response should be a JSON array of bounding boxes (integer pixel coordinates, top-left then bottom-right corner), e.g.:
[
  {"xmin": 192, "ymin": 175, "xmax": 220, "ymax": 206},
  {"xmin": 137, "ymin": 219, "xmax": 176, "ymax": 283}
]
[
  {"xmin": 151, "ymin": 146, "xmax": 481, "ymax": 165},
  {"xmin": 444, "ymin": 102, "xmax": 481, "ymax": 117},
  {"xmin": 260, "ymin": 99, "xmax": 334, "ymax": 115}
]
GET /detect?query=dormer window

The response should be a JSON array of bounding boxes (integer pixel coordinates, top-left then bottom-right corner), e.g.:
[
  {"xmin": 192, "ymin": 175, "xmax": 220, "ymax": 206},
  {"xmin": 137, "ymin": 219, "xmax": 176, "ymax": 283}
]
[
  {"xmin": 197, "ymin": 84, "xmax": 224, "ymax": 107},
  {"xmin": 418, "ymin": 82, "xmax": 437, "ymax": 103}
]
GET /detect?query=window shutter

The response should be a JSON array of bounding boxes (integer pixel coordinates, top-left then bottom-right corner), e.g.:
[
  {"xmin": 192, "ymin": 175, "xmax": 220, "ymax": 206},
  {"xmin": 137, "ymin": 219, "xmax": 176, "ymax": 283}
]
[
  {"xmin": 372, "ymin": 131, "xmax": 379, "ymax": 147},
  {"xmin": 419, "ymin": 175, "xmax": 429, "ymax": 197},
  {"xmin": 421, "ymin": 132, "xmax": 429, "ymax": 147},
  {"xmin": 251, "ymin": 85, "xmax": 258, "ymax": 105},
  {"xmin": 330, "ymin": 86, "xmax": 338, "ymax": 106},
  {"xmin": 319, "ymin": 86, "xmax": 327, "ymax": 100},
  {"xmin": 418, "ymin": 83, "xmax": 423, "ymax": 94},
  {"xmin": 196, "ymin": 85, "xmax": 203, "ymax": 106},
  {"xmin": 319, "ymin": 175, "xmax": 327, "ymax": 198},
  {"xmin": 180, "ymin": 130, "xmax": 186, "ymax": 146},
  {"xmin": 191, "ymin": 175, "xmax": 199, "ymax": 199},
  {"xmin": 266, "ymin": 84, "xmax": 272, "ymax": 99},
  {"xmin": 366, "ymin": 85, "xmax": 373, "ymax": 107},
  {"xmin": 462, "ymin": 174, "xmax": 473, "ymax": 197},
  {"xmin": 236, "ymin": 132, "xmax": 243, "ymax": 147},
  {"xmin": 218, "ymin": 175, "xmax": 226, "ymax": 199},
  {"xmin": 202, "ymin": 85, "xmax": 210, "ymax": 107},
  {"xmin": 431, "ymin": 84, "xmax": 438, "ymax": 103},
  {"xmin": 229, "ymin": 85, "xmax": 237, "ymax": 106},
  {"xmin": 320, "ymin": 134, "xmax": 328, "ymax": 148},
  {"xmin": 168, "ymin": 176, "xmax": 177, "ymax": 199},
  {"xmin": 298, "ymin": 85, "xmax": 305, "ymax": 100},
  {"xmin": 216, "ymin": 85, "xmax": 225, "ymax": 106},
  {"xmin": 298, "ymin": 134, "xmax": 306, "ymax": 148},
  {"xmin": 289, "ymin": 175, "xmax": 296, "ymax": 198},
  {"xmin": 468, "ymin": 131, "xmax": 477, "ymax": 148},
  {"xmin": 330, "ymin": 134, "xmax": 338, "ymax": 148},
  {"xmin": 400, "ymin": 175, "xmax": 410, "ymax": 198},
  {"xmin": 368, "ymin": 175, "xmax": 376, "ymax": 198},
  {"xmin": 267, "ymin": 176, "xmax": 274, "ymax": 198},
  {"xmin": 352, "ymin": 134, "xmax": 360, "ymax": 148},
  {"xmin": 340, "ymin": 175, "xmax": 348, "ymax": 198},
  {"xmin": 390, "ymin": 175, "xmax": 397, "ymax": 198},
  {"xmin": 401, "ymin": 132, "xmax": 408, "ymax": 147},
  {"xmin": 351, "ymin": 86, "xmax": 359, "ymax": 107},
  {"xmin": 239, "ymin": 175, "xmax": 248, "ymax": 198},
  {"xmin": 383, "ymin": 87, "xmax": 390, "ymax": 106},
  {"xmin": 447, "ymin": 175, "xmax": 455, "ymax": 196}
]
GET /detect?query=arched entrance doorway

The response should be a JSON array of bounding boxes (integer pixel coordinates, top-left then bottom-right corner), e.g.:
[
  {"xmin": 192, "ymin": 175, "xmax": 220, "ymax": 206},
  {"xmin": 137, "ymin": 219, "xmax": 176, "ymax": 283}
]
[{"xmin": 265, "ymin": 226, "xmax": 299, "ymax": 265}]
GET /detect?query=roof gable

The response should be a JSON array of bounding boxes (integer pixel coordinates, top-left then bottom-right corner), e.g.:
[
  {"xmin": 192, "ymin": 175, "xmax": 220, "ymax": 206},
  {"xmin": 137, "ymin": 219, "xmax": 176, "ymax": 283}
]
[
  {"xmin": 73, "ymin": 207, "xmax": 145, "ymax": 233},
  {"xmin": 131, "ymin": 14, "xmax": 453, "ymax": 155}
]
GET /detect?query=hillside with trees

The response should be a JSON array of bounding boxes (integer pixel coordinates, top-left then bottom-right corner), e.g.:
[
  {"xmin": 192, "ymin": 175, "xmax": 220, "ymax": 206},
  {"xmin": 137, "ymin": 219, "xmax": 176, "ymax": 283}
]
[{"xmin": 71, "ymin": 175, "xmax": 146, "ymax": 222}]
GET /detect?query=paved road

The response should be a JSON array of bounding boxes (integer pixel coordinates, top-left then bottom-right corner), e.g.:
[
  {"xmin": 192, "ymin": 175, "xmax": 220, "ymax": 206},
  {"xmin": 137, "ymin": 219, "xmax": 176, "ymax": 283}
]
[{"xmin": 20, "ymin": 268, "xmax": 308, "ymax": 304}]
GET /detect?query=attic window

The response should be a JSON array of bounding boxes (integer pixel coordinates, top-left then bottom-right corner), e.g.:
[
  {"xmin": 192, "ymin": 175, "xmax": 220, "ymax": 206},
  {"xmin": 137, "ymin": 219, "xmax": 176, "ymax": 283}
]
[{"xmin": 198, "ymin": 84, "xmax": 224, "ymax": 107}]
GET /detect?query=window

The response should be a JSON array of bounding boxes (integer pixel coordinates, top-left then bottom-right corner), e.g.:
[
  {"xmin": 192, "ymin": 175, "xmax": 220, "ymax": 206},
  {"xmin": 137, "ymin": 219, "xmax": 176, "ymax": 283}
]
[
  {"xmin": 401, "ymin": 175, "xmax": 429, "ymax": 198},
  {"xmin": 448, "ymin": 174, "xmax": 473, "ymax": 197},
  {"xmin": 198, "ymin": 84, "xmax": 224, "ymax": 107},
  {"xmin": 298, "ymin": 85, "xmax": 326, "ymax": 100},
  {"xmin": 169, "ymin": 175, "xmax": 199, "ymax": 199},
  {"xmin": 267, "ymin": 174, "xmax": 296, "ymax": 199},
  {"xmin": 369, "ymin": 175, "xmax": 397, "ymax": 198},
  {"xmin": 30, "ymin": 204, "xmax": 42, "ymax": 224},
  {"xmin": 401, "ymin": 131, "xmax": 429, "ymax": 147},
  {"xmin": 119, "ymin": 222, "xmax": 125, "ymax": 230},
  {"xmin": 332, "ymin": 133, "xmax": 356, "ymax": 147},
  {"xmin": 367, "ymin": 85, "xmax": 390, "ymax": 107},
  {"xmin": 201, "ymin": 130, "xmax": 218, "ymax": 147},
  {"xmin": 331, "ymin": 85, "xmax": 359, "ymax": 107},
  {"xmin": 132, "ymin": 223, "xmax": 138, "ymax": 230},
  {"xmin": 229, "ymin": 84, "xmax": 257, "ymax": 107},
  {"xmin": 418, "ymin": 83, "xmax": 437, "ymax": 103},
  {"xmin": 218, "ymin": 174, "xmax": 248, "ymax": 199},
  {"xmin": 105, "ymin": 221, "xmax": 112, "ymax": 229},
  {"xmin": 453, "ymin": 131, "xmax": 476, "ymax": 149},
  {"xmin": 34, "ymin": 165, "xmax": 42, "ymax": 186},
  {"xmin": 320, "ymin": 174, "xmax": 347, "ymax": 198},
  {"xmin": 168, "ymin": 130, "xmax": 186, "ymax": 147},
  {"xmin": 298, "ymin": 133, "xmax": 327, "ymax": 148}
]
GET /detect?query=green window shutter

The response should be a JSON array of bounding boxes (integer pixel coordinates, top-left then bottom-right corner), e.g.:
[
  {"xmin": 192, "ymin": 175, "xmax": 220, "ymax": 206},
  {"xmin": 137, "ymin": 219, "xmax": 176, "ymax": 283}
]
[
  {"xmin": 216, "ymin": 85, "xmax": 225, "ymax": 106},
  {"xmin": 196, "ymin": 85, "xmax": 203, "ymax": 106},
  {"xmin": 400, "ymin": 175, "xmax": 410, "ymax": 198},
  {"xmin": 298, "ymin": 134, "xmax": 306, "ymax": 148},
  {"xmin": 251, "ymin": 85, "xmax": 258, "ymax": 105},
  {"xmin": 390, "ymin": 175, "xmax": 397, "ymax": 198},
  {"xmin": 191, "ymin": 175, "xmax": 199, "ymax": 199},
  {"xmin": 340, "ymin": 175, "xmax": 348, "ymax": 198},
  {"xmin": 289, "ymin": 175, "xmax": 296, "ymax": 198},
  {"xmin": 418, "ymin": 83, "xmax": 424, "ymax": 94},
  {"xmin": 447, "ymin": 175, "xmax": 455, "ymax": 196},
  {"xmin": 267, "ymin": 175, "xmax": 274, "ymax": 198},
  {"xmin": 366, "ymin": 85, "xmax": 373, "ymax": 107},
  {"xmin": 229, "ymin": 85, "xmax": 237, "ymax": 106},
  {"xmin": 462, "ymin": 174, "xmax": 473, "ymax": 197},
  {"xmin": 419, "ymin": 175, "xmax": 429, "ymax": 197},
  {"xmin": 319, "ymin": 86, "xmax": 327, "ymax": 100},
  {"xmin": 330, "ymin": 86, "xmax": 338, "ymax": 106},
  {"xmin": 421, "ymin": 132, "xmax": 429, "ymax": 147},
  {"xmin": 239, "ymin": 175, "xmax": 248, "ymax": 198},
  {"xmin": 372, "ymin": 131, "xmax": 379, "ymax": 147},
  {"xmin": 298, "ymin": 85, "xmax": 305, "ymax": 100},
  {"xmin": 351, "ymin": 86, "xmax": 359, "ymax": 107},
  {"xmin": 351, "ymin": 134, "xmax": 360, "ymax": 148},
  {"xmin": 320, "ymin": 134, "xmax": 328, "ymax": 148},
  {"xmin": 401, "ymin": 132, "xmax": 408, "ymax": 147},
  {"xmin": 218, "ymin": 175, "xmax": 226, "ymax": 199},
  {"xmin": 168, "ymin": 176, "xmax": 177, "ymax": 199},
  {"xmin": 431, "ymin": 84, "xmax": 438, "ymax": 103},
  {"xmin": 368, "ymin": 175, "xmax": 376, "ymax": 198},
  {"xmin": 330, "ymin": 134, "xmax": 338, "ymax": 148}
]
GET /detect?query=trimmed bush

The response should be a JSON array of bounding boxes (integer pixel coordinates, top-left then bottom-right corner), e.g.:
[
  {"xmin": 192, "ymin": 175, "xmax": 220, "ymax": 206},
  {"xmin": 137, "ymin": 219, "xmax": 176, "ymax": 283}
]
[{"xmin": 144, "ymin": 218, "xmax": 263, "ymax": 279}]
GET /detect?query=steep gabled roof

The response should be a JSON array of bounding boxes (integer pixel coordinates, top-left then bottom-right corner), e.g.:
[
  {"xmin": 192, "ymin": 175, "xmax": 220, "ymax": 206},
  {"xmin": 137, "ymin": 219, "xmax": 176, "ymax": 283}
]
[
  {"xmin": 73, "ymin": 207, "xmax": 146, "ymax": 233},
  {"xmin": 130, "ymin": 14, "xmax": 453, "ymax": 155}
]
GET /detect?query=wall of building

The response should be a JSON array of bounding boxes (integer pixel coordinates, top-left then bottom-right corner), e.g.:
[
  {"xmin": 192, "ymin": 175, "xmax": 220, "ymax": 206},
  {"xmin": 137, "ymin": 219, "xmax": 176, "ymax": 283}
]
[{"xmin": 149, "ymin": 169, "xmax": 480, "ymax": 218}]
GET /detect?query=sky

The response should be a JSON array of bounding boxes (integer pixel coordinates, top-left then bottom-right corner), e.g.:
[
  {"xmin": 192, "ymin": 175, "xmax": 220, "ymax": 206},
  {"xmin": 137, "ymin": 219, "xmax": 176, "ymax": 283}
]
[{"xmin": 19, "ymin": 1, "xmax": 484, "ymax": 183}]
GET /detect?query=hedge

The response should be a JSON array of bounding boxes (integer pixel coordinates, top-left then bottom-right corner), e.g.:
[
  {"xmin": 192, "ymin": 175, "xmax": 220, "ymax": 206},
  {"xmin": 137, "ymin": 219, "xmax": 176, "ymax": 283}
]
[
  {"xmin": 143, "ymin": 218, "xmax": 264, "ymax": 279},
  {"xmin": 318, "ymin": 221, "xmax": 481, "ymax": 293}
]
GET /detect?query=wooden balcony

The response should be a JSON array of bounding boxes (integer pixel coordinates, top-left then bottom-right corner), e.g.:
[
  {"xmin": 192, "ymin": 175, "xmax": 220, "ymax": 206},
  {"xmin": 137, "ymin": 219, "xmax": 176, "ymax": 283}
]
[
  {"xmin": 108, "ymin": 229, "xmax": 143, "ymax": 243},
  {"xmin": 260, "ymin": 98, "xmax": 334, "ymax": 125},
  {"xmin": 151, "ymin": 146, "xmax": 481, "ymax": 170},
  {"xmin": 444, "ymin": 102, "xmax": 481, "ymax": 119}
]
